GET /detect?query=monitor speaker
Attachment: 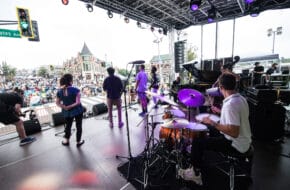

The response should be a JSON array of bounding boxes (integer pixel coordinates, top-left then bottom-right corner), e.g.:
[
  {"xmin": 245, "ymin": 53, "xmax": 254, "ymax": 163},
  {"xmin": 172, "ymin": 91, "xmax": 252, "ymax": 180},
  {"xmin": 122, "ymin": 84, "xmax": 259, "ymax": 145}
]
[
  {"xmin": 23, "ymin": 119, "xmax": 41, "ymax": 135},
  {"xmin": 92, "ymin": 103, "xmax": 108, "ymax": 115},
  {"xmin": 52, "ymin": 112, "xmax": 66, "ymax": 127}
]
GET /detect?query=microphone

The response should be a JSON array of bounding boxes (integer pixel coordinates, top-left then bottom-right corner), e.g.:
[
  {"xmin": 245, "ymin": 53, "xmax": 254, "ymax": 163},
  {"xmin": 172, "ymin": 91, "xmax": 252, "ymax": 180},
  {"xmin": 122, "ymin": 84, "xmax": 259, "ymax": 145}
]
[{"xmin": 128, "ymin": 60, "xmax": 145, "ymax": 64}]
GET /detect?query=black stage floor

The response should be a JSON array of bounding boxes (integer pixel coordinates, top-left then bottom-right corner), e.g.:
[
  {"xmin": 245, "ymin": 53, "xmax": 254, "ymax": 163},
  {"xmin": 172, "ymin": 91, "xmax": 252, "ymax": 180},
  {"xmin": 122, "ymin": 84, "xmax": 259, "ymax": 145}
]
[{"xmin": 0, "ymin": 105, "xmax": 290, "ymax": 190}]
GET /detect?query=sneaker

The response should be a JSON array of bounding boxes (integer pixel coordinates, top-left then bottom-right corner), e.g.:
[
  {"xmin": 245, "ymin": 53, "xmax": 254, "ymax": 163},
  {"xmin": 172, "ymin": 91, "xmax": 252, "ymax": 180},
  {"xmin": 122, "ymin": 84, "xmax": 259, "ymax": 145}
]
[
  {"xmin": 119, "ymin": 122, "xmax": 124, "ymax": 128},
  {"xmin": 20, "ymin": 137, "xmax": 36, "ymax": 146},
  {"xmin": 178, "ymin": 167, "xmax": 203, "ymax": 186}
]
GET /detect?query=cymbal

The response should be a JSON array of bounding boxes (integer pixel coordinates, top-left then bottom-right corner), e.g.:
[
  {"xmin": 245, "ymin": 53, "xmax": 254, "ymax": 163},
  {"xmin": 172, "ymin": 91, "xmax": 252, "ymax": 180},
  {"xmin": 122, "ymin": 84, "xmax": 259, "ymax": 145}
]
[
  {"xmin": 145, "ymin": 91, "xmax": 178, "ymax": 106},
  {"xmin": 163, "ymin": 119, "xmax": 189, "ymax": 129},
  {"xmin": 186, "ymin": 122, "xmax": 208, "ymax": 131},
  {"xmin": 195, "ymin": 113, "xmax": 220, "ymax": 123},
  {"xmin": 177, "ymin": 89, "xmax": 205, "ymax": 107},
  {"xmin": 165, "ymin": 108, "xmax": 186, "ymax": 118}
]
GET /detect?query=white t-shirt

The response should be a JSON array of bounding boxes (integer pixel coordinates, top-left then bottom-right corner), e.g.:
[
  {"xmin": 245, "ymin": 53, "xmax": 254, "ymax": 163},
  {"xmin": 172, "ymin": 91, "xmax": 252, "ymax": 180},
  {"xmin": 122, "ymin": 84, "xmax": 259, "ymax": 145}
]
[{"xmin": 220, "ymin": 93, "xmax": 252, "ymax": 153}]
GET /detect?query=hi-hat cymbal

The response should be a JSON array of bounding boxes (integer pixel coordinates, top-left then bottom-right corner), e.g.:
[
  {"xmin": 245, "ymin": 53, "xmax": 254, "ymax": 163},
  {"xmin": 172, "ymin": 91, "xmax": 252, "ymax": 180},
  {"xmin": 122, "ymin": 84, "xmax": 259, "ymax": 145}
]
[{"xmin": 177, "ymin": 89, "xmax": 205, "ymax": 107}]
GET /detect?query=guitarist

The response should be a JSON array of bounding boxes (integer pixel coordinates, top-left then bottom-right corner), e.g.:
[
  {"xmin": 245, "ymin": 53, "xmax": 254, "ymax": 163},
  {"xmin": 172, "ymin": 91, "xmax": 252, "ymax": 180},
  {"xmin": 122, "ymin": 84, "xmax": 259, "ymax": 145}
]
[{"xmin": 0, "ymin": 89, "xmax": 36, "ymax": 146}]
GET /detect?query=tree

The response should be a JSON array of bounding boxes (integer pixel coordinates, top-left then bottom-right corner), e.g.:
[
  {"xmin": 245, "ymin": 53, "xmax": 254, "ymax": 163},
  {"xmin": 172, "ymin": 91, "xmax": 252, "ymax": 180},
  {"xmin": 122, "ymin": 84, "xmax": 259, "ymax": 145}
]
[
  {"xmin": 38, "ymin": 66, "xmax": 48, "ymax": 78},
  {"xmin": 187, "ymin": 45, "xmax": 197, "ymax": 62},
  {"xmin": 118, "ymin": 68, "xmax": 128, "ymax": 76},
  {"xmin": 1, "ymin": 62, "xmax": 17, "ymax": 81}
]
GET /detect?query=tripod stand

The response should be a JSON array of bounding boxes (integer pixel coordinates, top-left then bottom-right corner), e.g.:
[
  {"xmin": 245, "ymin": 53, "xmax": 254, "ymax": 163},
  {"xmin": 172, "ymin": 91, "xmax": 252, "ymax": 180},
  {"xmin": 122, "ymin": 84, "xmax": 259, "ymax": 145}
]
[{"xmin": 116, "ymin": 62, "xmax": 136, "ymax": 180}]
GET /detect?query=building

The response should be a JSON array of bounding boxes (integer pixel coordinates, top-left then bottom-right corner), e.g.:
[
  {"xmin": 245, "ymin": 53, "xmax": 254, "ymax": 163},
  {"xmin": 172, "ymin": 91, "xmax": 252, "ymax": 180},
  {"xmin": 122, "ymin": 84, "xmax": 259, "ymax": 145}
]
[
  {"xmin": 149, "ymin": 54, "xmax": 173, "ymax": 84},
  {"xmin": 63, "ymin": 43, "xmax": 106, "ymax": 84}
]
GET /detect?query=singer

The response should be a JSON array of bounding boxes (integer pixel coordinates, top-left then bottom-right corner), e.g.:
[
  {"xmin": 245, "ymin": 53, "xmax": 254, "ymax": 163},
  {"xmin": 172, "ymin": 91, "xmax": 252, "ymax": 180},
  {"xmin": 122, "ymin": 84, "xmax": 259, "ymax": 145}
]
[{"xmin": 135, "ymin": 64, "xmax": 148, "ymax": 117}]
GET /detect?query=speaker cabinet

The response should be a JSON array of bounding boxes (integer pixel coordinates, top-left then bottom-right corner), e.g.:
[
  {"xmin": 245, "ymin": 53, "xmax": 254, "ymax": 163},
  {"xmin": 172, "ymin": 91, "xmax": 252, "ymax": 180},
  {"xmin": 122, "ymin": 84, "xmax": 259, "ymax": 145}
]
[
  {"xmin": 248, "ymin": 100, "xmax": 285, "ymax": 141},
  {"xmin": 92, "ymin": 103, "xmax": 108, "ymax": 115},
  {"xmin": 23, "ymin": 119, "xmax": 41, "ymax": 135},
  {"xmin": 52, "ymin": 112, "xmax": 66, "ymax": 127}
]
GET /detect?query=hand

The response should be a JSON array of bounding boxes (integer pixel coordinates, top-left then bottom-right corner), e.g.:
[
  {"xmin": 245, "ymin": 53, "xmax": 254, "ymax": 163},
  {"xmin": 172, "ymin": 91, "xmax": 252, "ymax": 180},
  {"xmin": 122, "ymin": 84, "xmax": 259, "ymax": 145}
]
[
  {"xmin": 202, "ymin": 116, "xmax": 213, "ymax": 126},
  {"xmin": 211, "ymin": 106, "xmax": 221, "ymax": 114}
]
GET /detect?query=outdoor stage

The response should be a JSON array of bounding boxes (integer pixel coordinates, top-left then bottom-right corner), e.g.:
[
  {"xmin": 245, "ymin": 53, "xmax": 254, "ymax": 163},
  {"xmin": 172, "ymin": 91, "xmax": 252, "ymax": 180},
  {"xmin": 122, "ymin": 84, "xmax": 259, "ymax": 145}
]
[{"xmin": 0, "ymin": 104, "xmax": 290, "ymax": 190}]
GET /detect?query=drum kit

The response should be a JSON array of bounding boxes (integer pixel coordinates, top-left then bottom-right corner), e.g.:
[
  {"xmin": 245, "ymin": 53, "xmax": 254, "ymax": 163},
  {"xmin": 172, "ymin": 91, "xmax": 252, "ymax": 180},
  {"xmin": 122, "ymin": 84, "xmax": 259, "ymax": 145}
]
[{"xmin": 139, "ymin": 89, "xmax": 220, "ymax": 186}]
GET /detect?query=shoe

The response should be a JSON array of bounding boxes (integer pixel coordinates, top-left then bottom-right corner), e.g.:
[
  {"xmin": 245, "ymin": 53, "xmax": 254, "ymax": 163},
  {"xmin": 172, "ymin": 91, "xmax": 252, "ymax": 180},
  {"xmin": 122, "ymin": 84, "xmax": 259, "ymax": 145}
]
[
  {"xmin": 138, "ymin": 112, "xmax": 146, "ymax": 117},
  {"xmin": 119, "ymin": 122, "xmax": 124, "ymax": 128},
  {"xmin": 109, "ymin": 122, "xmax": 114, "ymax": 128},
  {"xmin": 20, "ymin": 137, "xmax": 36, "ymax": 146},
  {"xmin": 76, "ymin": 140, "xmax": 85, "ymax": 147},
  {"xmin": 178, "ymin": 167, "xmax": 203, "ymax": 186},
  {"xmin": 62, "ymin": 141, "xmax": 69, "ymax": 146}
]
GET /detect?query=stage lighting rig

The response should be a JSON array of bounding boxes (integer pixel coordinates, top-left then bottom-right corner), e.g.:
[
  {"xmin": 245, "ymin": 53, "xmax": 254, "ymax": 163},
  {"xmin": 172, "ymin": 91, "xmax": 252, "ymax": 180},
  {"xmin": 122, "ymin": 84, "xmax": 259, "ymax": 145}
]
[
  {"xmin": 107, "ymin": 10, "xmax": 113, "ymax": 18},
  {"xmin": 86, "ymin": 4, "xmax": 93, "ymax": 12},
  {"xmin": 190, "ymin": 0, "xmax": 202, "ymax": 11}
]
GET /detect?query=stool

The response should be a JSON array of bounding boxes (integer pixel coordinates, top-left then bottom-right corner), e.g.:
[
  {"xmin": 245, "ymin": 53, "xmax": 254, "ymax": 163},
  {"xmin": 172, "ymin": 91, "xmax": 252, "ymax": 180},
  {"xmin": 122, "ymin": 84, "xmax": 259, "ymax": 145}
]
[{"xmin": 215, "ymin": 145, "xmax": 254, "ymax": 190}]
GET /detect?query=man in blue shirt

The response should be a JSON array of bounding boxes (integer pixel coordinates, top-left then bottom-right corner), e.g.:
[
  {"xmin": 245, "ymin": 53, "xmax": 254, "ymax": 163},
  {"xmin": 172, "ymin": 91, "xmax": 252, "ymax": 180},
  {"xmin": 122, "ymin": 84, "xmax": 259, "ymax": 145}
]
[{"xmin": 103, "ymin": 67, "xmax": 124, "ymax": 128}]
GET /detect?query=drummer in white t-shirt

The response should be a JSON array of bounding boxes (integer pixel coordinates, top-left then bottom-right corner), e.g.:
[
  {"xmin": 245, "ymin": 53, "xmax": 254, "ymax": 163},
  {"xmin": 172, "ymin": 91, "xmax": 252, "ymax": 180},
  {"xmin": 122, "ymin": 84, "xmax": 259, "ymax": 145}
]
[{"xmin": 178, "ymin": 73, "xmax": 252, "ymax": 186}]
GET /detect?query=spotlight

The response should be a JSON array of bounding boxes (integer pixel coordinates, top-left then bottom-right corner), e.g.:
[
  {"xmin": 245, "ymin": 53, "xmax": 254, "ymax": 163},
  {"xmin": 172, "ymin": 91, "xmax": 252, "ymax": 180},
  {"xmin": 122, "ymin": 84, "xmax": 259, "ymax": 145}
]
[
  {"xmin": 150, "ymin": 26, "xmax": 155, "ymax": 32},
  {"xmin": 124, "ymin": 17, "xmax": 129, "ymax": 23},
  {"xmin": 245, "ymin": 0, "xmax": 254, "ymax": 4},
  {"xmin": 61, "ymin": 0, "xmax": 69, "ymax": 5},
  {"xmin": 207, "ymin": 6, "xmax": 216, "ymax": 23},
  {"xmin": 163, "ymin": 28, "xmax": 168, "ymax": 35},
  {"xmin": 137, "ymin": 21, "xmax": 141, "ymax": 28},
  {"xmin": 190, "ymin": 0, "xmax": 201, "ymax": 11},
  {"xmin": 250, "ymin": 5, "xmax": 260, "ymax": 17},
  {"xmin": 86, "ymin": 4, "xmax": 93, "ymax": 12},
  {"xmin": 158, "ymin": 28, "xmax": 163, "ymax": 34},
  {"xmin": 107, "ymin": 10, "xmax": 113, "ymax": 18}
]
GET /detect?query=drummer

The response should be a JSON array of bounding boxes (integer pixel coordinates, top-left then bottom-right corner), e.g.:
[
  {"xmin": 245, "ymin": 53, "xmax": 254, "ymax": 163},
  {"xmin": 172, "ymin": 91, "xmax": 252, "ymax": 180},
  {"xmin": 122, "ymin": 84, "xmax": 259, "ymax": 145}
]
[{"xmin": 179, "ymin": 73, "xmax": 252, "ymax": 185}]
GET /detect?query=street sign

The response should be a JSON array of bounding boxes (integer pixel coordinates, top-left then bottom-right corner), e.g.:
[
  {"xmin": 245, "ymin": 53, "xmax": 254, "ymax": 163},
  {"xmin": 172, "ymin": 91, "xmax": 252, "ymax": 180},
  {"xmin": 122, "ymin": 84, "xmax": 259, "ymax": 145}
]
[{"xmin": 0, "ymin": 28, "xmax": 21, "ymax": 38}]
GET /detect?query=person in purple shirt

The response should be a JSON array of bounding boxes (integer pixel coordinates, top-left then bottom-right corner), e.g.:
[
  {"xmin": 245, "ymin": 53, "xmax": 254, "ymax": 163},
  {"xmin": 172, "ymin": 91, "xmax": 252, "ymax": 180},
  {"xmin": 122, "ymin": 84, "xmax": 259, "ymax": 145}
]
[
  {"xmin": 135, "ymin": 64, "xmax": 148, "ymax": 116},
  {"xmin": 103, "ymin": 67, "xmax": 124, "ymax": 128}
]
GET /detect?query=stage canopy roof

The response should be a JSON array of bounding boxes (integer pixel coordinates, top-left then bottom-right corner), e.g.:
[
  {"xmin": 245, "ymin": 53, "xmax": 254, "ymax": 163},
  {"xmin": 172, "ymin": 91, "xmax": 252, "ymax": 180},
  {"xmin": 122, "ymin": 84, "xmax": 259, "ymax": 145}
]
[{"xmin": 79, "ymin": 0, "xmax": 290, "ymax": 30}]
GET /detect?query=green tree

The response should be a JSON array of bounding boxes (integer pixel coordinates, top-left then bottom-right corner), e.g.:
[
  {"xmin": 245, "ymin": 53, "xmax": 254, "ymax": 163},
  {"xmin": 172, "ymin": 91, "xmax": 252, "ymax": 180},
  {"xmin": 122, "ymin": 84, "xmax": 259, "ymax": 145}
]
[
  {"xmin": 38, "ymin": 66, "xmax": 48, "ymax": 78},
  {"xmin": 187, "ymin": 45, "xmax": 197, "ymax": 62},
  {"xmin": 118, "ymin": 68, "xmax": 128, "ymax": 76},
  {"xmin": 1, "ymin": 62, "xmax": 17, "ymax": 81}
]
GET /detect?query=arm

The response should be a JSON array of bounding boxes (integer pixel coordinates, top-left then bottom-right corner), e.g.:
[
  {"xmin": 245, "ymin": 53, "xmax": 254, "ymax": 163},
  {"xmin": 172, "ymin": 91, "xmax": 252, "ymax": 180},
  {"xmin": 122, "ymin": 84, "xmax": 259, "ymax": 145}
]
[
  {"xmin": 202, "ymin": 117, "xmax": 239, "ymax": 138},
  {"xmin": 14, "ymin": 103, "xmax": 22, "ymax": 115},
  {"xmin": 56, "ymin": 96, "xmax": 68, "ymax": 110},
  {"xmin": 66, "ymin": 92, "xmax": 81, "ymax": 110}
]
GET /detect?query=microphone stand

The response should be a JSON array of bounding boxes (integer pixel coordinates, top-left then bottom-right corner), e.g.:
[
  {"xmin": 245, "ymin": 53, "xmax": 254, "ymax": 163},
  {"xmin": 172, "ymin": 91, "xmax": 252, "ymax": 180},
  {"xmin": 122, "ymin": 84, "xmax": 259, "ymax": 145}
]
[{"xmin": 116, "ymin": 63, "xmax": 135, "ymax": 180}]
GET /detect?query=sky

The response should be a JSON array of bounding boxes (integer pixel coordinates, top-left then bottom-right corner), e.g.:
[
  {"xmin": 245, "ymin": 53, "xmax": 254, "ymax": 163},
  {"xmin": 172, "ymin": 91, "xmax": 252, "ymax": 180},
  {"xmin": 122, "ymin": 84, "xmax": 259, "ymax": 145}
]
[{"xmin": 1, "ymin": 0, "xmax": 290, "ymax": 70}]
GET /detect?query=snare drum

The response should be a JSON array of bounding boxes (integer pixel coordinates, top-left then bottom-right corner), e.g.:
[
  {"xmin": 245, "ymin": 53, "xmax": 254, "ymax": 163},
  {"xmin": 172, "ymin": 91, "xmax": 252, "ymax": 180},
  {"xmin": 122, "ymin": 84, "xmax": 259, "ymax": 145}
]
[{"xmin": 182, "ymin": 122, "xmax": 208, "ymax": 141}]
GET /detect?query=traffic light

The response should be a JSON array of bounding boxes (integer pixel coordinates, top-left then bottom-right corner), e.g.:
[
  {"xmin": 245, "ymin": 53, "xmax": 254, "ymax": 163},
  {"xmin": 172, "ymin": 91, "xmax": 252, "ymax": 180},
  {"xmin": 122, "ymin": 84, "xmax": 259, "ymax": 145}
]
[
  {"xmin": 28, "ymin": 21, "xmax": 40, "ymax": 42},
  {"xmin": 16, "ymin": 7, "xmax": 34, "ymax": 38}
]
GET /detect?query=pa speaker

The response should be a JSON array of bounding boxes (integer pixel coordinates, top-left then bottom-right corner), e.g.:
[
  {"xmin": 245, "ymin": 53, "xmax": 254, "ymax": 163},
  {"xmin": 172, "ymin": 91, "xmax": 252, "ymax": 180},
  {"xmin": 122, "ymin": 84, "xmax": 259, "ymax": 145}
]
[
  {"xmin": 52, "ymin": 112, "xmax": 65, "ymax": 126},
  {"xmin": 92, "ymin": 103, "xmax": 108, "ymax": 115},
  {"xmin": 23, "ymin": 119, "xmax": 41, "ymax": 135}
]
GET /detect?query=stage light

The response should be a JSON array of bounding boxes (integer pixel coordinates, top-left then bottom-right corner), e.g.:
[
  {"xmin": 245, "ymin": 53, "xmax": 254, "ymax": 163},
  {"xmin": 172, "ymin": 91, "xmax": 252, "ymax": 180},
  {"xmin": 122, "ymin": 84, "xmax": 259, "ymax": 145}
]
[
  {"xmin": 207, "ymin": 6, "xmax": 216, "ymax": 23},
  {"xmin": 107, "ymin": 10, "xmax": 113, "ymax": 18},
  {"xmin": 158, "ymin": 28, "xmax": 163, "ymax": 34},
  {"xmin": 137, "ymin": 21, "xmax": 141, "ymax": 28},
  {"xmin": 86, "ymin": 4, "xmax": 93, "ymax": 12},
  {"xmin": 245, "ymin": 0, "xmax": 254, "ymax": 4},
  {"xmin": 250, "ymin": 5, "xmax": 259, "ymax": 17},
  {"xmin": 150, "ymin": 26, "xmax": 155, "ymax": 32},
  {"xmin": 190, "ymin": 0, "xmax": 201, "ymax": 11},
  {"xmin": 61, "ymin": 0, "xmax": 69, "ymax": 5},
  {"xmin": 124, "ymin": 17, "xmax": 129, "ymax": 23},
  {"xmin": 163, "ymin": 28, "xmax": 168, "ymax": 35}
]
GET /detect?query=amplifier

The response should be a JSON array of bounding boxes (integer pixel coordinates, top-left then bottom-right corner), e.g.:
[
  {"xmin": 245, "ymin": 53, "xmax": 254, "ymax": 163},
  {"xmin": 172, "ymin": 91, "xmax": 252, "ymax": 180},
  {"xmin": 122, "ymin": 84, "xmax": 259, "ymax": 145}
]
[{"xmin": 245, "ymin": 88, "xmax": 277, "ymax": 104}]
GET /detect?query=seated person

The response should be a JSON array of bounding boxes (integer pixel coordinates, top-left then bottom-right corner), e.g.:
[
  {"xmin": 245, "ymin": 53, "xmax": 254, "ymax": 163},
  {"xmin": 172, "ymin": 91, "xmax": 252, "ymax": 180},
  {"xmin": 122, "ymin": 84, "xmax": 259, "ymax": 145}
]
[
  {"xmin": 252, "ymin": 62, "xmax": 264, "ymax": 86},
  {"xmin": 179, "ymin": 73, "xmax": 252, "ymax": 185},
  {"xmin": 265, "ymin": 63, "xmax": 278, "ymax": 82}
]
